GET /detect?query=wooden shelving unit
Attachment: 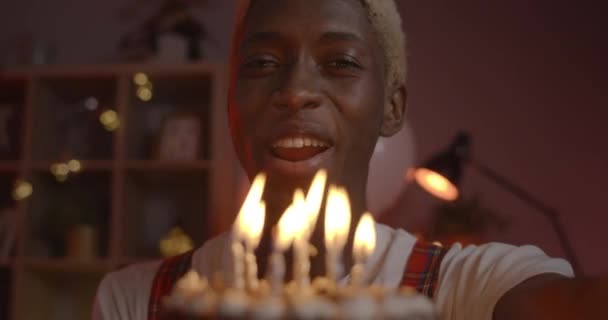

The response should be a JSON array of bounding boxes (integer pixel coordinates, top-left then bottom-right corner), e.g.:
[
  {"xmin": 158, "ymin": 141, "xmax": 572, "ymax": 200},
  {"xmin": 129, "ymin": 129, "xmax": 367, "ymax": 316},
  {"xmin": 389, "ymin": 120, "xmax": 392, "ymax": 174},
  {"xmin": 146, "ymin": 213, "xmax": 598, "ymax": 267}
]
[{"xmin": 0, "ymin": 63, "xmax": 240, "ymax": 320}]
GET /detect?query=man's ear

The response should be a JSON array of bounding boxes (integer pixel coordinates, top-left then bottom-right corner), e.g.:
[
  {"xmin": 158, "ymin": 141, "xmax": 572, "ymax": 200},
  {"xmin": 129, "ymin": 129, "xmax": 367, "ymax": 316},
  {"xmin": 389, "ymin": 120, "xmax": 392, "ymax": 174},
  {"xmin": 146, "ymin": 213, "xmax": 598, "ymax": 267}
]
[{"xmin": 380, "ymin": 85, "xmax": 407, "ymax": 137}]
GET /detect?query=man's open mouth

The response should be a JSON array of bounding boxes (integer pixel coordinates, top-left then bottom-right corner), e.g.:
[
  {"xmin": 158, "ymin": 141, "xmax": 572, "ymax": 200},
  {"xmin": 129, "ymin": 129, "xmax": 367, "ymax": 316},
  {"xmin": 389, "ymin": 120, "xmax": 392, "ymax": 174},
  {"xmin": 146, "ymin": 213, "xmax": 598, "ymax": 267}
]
[{"xmin": 270, "ymin": 135, "xmax": 332, "ymax": 162}]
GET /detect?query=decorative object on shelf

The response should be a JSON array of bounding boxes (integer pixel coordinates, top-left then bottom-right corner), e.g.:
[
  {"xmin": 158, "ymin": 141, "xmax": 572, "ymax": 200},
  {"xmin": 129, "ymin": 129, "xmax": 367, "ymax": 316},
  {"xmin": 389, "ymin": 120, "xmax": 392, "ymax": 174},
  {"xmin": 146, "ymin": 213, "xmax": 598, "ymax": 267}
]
[
  {"xmin": 65, "ymin": 224, "xmax": 99, "ymax": 260},
  {"xmin": 159, "ymin": 226, "xmax": 194, "ymax": 258},
  {"xmin": 42, "ymin": 197, "xmax": 102, "ymax": 257},
  {"xmin": 117, "ymin": 0, "xmax": 209, "ymax": 62},
  {"xmin": 431, "ymin": 195, "xmax": 508, "ymax": 246},
  {"xmin": 0, "ymin": 207, "xmax": 18, "ymax": 258},
  {"xmin": 413, "ymin": 132, "xmax": 583, "ymax": 275},
  {"xmin": 156, "ymin": 112, "xmax": 201, "ymax": 161}
]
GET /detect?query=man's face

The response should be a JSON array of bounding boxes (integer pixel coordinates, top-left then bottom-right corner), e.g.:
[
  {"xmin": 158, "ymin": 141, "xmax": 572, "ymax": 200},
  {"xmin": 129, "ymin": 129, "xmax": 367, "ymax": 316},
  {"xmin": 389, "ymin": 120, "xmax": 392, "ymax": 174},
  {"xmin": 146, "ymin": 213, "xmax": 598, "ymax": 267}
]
[{"xmin": 230, "ymin": 0, "xmax": 389, "ymax": 201}]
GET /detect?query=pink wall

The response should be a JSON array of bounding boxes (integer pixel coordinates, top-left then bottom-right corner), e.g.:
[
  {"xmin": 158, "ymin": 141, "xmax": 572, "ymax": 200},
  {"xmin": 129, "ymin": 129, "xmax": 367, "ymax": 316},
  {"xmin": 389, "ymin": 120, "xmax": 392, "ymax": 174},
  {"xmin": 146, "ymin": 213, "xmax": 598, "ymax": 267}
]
[
  {"xmin": 1, "ymin": 1, "xmax": 606, "ymax": 275},
  {"xmin": 399, "ymin": 1, "xmax": 608, "ymax": 275}
]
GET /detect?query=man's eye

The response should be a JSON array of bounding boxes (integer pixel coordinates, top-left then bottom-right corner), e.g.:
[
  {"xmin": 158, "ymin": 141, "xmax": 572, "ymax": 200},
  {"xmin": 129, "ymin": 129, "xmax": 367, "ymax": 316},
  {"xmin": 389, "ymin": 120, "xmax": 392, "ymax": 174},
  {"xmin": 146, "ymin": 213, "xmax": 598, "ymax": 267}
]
[
  {"xmin": 244, "ymin": 59, "xmax": 279, "ymax": 69},
  {"xmin": 327, "ymin": 58, "xmax": 361, "ymax": 69}
]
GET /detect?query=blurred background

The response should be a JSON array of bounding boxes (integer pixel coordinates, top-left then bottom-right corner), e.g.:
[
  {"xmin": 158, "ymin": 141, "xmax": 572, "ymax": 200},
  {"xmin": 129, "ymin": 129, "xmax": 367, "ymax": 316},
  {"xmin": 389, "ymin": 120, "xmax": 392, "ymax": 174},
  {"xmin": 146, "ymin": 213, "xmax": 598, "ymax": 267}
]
[{"xmin": 0, "ymin": 0, "xmax": 606, "ymax": 319}]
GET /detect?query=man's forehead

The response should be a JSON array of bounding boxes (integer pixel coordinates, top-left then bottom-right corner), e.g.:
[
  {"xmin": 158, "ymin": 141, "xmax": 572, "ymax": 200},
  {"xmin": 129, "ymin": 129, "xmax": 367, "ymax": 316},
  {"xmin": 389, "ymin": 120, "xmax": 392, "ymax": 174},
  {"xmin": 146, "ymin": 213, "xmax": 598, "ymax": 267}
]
[
  {"xmin": 243, "ymin": 0, "xmax": 369, "ymax": 31},
  {"xmin": 241, "ymin": 30, "xmax": 367, "ymax": 47},
  {"xmin": 239, "ymin": 0, "xmax": 373, "ymax": 46}
]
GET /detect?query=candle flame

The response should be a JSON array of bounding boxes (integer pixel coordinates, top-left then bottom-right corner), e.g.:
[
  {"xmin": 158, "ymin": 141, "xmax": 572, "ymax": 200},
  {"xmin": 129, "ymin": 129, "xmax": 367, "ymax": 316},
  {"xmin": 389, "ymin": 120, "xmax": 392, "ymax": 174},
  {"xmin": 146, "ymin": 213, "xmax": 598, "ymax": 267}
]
[
  {"xmin": 292, "ymin": 189, "xmax": 308, "ymax": 241},
  {"xmin": 353, "ymin": 213, "xmax": 376, "ymax": 261},
  {"xmin": 324, "ymin": 185, "xmax": 351, "ymax": 251},
  {"xmin": 276, "ymin": 205, "xmax": 297, "ymax": 251},
  {"xmin": 234, "ymin": 173, "xmax": 266, "ymax": 248},
  {"xmin": 304, "ymin": 169, "xmax": 327, "ymax": 237},
  {"xmin": 275, "ymin": 189, "xmax": 307, "ymax": 251}
]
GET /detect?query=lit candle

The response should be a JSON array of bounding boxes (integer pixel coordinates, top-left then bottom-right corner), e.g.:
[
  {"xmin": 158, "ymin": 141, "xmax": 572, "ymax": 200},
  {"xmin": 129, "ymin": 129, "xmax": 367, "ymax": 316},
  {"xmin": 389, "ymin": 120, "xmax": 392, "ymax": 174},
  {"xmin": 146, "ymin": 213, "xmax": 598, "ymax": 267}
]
[
  {"xmin": 297, "ymin": 170, "xmax": 328, "ymax": 289},
  {"xmin": 232, "ymin": 173, "xmax": 266, "ymax": 291},
  {"xmin": 351, "ymin": 213, "xmax": 376, "ymax": 288},
  {"xmin": 245, "ymin": 201, "xmax": 265, "ymax": 292},
  {"xmin": 304, "ymin": 169, "xmax": 328, "ymax": 236},
  {"xmin": 291, "ymin": 189, "xmax": 309, "ymax": 291},
  {"xmin": 270, "ymin": 202, "xmax": 299, "ymax": 294},
  {"xmin": 324, "ymin": 186, "xmax": 352, "ymax": 287}
]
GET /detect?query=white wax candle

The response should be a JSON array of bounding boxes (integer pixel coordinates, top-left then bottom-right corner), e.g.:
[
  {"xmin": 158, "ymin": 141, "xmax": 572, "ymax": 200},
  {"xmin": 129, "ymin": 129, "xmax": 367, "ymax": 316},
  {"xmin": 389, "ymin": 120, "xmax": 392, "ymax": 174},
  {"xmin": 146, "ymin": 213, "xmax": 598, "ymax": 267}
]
[
  {"xmin": 293, "ymin": 238, "xmax": 311, "ymax": 290},
  {"xmin": 232, "ymin": 173, "xmax": 266, "ymax": 291},
  {"xmin": 231, "ymin": 241, "xmax": 245, "ymax": 291},
  {"xmin": 289, "ymin": 189, "xmax": 311, "ymax": 291},
  {"xmin": 269, "ymin": 200, "xmax": 299, "ymax": 295},
  {"xmin": 269, "ymin": 249, "xmax": 285, "ymax": 295},
  {"xmin": 245, "ymin": 246, "xmax": 259, "ymax": 292},
  {"xmin": 350, "ymin": 263, "xmax": 364, "ymax": 288}
]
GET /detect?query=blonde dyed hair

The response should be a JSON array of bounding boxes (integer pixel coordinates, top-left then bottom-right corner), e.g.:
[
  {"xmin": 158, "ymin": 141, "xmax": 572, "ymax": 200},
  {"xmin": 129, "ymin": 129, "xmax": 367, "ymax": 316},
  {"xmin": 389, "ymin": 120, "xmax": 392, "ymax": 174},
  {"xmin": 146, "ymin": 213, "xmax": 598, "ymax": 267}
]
[{"xmin": 230, "ymin": 0, "xmax": 407, "ymax": 91}]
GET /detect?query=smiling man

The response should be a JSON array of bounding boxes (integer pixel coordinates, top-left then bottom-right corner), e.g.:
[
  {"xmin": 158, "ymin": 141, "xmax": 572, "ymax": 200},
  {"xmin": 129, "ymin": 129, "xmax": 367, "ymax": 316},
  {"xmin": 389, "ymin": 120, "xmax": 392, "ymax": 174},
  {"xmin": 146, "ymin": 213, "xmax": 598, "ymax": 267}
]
[{"xmin": 92, "ymin": 1, "xmax": 578, "ymax": 320}]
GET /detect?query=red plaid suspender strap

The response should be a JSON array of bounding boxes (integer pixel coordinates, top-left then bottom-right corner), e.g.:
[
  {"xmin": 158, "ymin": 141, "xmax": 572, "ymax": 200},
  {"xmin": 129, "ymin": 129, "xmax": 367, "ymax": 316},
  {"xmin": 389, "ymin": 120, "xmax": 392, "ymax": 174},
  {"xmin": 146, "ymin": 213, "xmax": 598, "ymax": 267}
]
[
  {"xmin": 401, "ymin": 241, "xmax": 447, "ymax": 298},
  {"xmin": 147, "ymin": 250, "xmax": 194, "ymax": 320}
]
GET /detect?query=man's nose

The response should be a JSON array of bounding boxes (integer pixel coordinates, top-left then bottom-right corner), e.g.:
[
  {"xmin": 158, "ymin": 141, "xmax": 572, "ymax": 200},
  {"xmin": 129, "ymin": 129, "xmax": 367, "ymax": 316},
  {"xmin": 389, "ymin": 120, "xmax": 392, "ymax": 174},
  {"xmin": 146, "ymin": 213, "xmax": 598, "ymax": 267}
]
[{"xmin": 273, "ymin": 60, "xmax": 322, "ymax": 111}]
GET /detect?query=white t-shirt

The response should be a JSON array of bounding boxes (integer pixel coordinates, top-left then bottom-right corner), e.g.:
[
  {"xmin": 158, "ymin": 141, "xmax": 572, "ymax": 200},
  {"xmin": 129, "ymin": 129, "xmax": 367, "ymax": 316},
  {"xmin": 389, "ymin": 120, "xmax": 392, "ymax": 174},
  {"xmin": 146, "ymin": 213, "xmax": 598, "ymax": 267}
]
[{"xmin": 92, "ymin": 224, "xmax": 573, "ymax": 320}]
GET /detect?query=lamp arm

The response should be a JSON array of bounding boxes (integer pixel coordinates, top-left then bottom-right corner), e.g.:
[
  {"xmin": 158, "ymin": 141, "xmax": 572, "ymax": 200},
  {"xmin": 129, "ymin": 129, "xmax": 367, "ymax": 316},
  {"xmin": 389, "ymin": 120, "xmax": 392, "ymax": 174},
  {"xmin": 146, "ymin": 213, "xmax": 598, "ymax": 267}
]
[{"xmin": 468, "ymin": 159, "xmax": 582, "ymax": 276}]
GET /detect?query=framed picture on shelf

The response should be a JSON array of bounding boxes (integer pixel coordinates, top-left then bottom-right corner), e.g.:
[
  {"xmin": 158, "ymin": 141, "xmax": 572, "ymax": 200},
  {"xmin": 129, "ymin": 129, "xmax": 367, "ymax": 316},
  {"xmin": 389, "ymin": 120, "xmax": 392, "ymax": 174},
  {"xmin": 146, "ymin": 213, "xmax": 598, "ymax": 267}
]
[{"xmin": 155, "ymin": 112, "xmax": 202, "ymax": 161}]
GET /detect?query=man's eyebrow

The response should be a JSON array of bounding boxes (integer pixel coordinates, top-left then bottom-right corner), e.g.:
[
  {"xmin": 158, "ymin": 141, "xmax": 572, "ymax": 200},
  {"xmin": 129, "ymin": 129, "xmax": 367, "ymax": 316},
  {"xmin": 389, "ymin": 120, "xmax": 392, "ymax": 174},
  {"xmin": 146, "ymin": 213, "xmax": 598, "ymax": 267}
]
[
  {"xmin": 242, "ymin": 31, "xmax": 283, "ymax": 45},
  {"xmin": 319, "ymin": 31, "xmax": 365, "ymax": 43}
]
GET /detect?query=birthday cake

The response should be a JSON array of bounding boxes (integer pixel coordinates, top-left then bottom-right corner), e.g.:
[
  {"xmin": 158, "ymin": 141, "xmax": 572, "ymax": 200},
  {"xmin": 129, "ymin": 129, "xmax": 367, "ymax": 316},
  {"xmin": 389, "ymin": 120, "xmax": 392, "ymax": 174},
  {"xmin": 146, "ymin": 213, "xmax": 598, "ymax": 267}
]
[
  {"xmin": 162, "ymin": 170, "xmax": 439, "ymax": 319},
  {"xmin": 163, "ymin": 270, "xmax": 438, "ymax": 320}
]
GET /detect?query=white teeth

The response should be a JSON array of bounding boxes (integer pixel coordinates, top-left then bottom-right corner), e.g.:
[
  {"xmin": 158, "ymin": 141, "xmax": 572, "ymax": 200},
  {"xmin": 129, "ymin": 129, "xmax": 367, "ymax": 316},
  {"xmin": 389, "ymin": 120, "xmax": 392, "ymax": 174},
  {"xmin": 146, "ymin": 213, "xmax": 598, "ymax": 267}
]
[
  {"xmin": 293, "ymin": 138, "xmax": 304, "ymax": 148},
  {"xmin": 273, "ymin": 137, "xmax": 329, "ymax": 149}
]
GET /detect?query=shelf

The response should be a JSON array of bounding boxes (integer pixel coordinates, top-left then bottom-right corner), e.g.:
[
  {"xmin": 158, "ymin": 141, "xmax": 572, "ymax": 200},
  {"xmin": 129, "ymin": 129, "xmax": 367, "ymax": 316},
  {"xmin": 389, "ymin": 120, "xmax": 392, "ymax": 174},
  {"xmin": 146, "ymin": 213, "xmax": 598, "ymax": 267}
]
[
  {"xmin": 0, "ymin": 259, "xmax": 13, "ymax": 267},
  {"xmin": 30, "ymin": 160, "xmax": 114, "ymax": 172},
  {"xmin": 4, "ymin": 63, "xmax": 223, "ymax": 78},
  {"xmin": 23, "ymin": 258, "xmax": 112, "ymax": 274},
  {"xmin": 125, "ymin": 160, "xmax": 211, "ymax": 171},
  {"xmin": 0, "ymin": 162, "xmax": 19, "ymax": 172},
  {"xmin": 1, "ymin": 63, "xmax": 237, "ymax": 320}
]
